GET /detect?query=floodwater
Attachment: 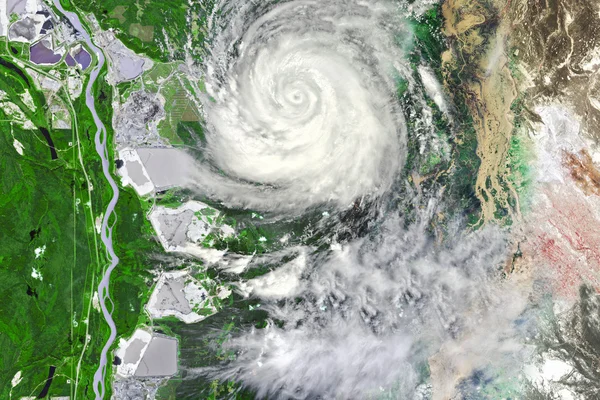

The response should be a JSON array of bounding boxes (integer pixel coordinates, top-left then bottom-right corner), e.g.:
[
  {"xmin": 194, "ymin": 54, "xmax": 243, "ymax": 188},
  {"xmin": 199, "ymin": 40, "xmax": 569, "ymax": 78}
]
[{"xmin": 52, "ymin": 1, "xmax": 121, "ymax": 399}]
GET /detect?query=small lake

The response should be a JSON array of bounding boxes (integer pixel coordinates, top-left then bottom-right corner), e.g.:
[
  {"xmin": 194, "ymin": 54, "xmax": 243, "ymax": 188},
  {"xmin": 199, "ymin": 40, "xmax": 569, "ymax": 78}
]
[
  {"xmin": 30, "ymin": 41, "xmax": 61, "ymax": 65},
  {"xmin": 73, "ymin": 48, "xmax": 92, "ymax": 69}
]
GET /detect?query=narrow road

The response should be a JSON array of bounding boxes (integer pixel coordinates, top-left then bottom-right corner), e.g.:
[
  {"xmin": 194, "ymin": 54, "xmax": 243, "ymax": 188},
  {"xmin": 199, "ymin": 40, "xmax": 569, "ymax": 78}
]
[{"xmin": 52, "ymin": 2, "xmax": 120, "ymax": 399}]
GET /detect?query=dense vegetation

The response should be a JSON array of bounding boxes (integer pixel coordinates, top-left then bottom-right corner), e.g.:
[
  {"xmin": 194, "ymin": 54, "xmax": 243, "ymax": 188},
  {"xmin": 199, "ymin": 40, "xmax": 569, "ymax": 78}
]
[{"xmin": 0, "ymin": 49, "xmax": 106, "ymax": 397}]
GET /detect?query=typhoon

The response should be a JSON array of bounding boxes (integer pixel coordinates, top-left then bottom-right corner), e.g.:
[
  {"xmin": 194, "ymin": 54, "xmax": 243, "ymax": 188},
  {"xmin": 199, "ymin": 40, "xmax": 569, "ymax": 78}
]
[
  {"xmin": 175, "ymin": 0, "xmax": 537, "ymax": 399},
  {"xmin": 5, "ymin": 0, "xmax": 600, "ymax": 398},
  {"xmin": 190, "ymin": 0, "xmax": 411, "ymax": 213}
]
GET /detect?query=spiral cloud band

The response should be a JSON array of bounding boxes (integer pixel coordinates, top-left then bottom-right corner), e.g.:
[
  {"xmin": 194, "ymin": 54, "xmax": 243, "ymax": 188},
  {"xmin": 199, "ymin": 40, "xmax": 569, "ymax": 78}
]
[
  {"xmin": 192, "ymin": 0, "xmax": 409, "ymax": 213},
  {"xmin": 179, "ymin": 1, "xmax": 535, "ymax": 398}
]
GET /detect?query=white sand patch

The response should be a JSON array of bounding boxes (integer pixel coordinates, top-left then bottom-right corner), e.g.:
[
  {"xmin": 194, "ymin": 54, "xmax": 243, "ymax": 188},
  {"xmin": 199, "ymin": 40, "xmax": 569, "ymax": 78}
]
[
  {"xmin": 34, "ymin": 245, "xmax": 45, "ymax": 258},
  {"xmin": 20, "ymin": 89, "xmax": 36, "ymax": 111},
  {"xmin": 92, "ymin": 291, "xmax": 100, "ymax": 311},
  {"xmin": 31, "ymin": 267, "xmax": 42, "ymax": 280},
  {"xmin": 13, "ymin": 139, "xmax": 24, "ymax": 155},
  {"xmin": 94, "ymin": 214, "xmax": 103, "ymax": 234},
  {"xmin": 11, "ymin": 370, "xmax": 22, "ymax": 387}
]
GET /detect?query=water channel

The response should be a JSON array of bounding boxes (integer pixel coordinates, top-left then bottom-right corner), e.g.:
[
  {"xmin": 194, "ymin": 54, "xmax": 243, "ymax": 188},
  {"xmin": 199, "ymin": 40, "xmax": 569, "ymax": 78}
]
[{"xmin": 52, "ymin": 1, "xmax": 120, "ymax": 398}]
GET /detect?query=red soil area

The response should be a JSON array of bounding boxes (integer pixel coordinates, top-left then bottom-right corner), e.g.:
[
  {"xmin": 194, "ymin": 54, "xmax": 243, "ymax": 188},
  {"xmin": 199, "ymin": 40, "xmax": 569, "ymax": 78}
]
[{"xmin": 523, "ymin": 183, "xmax": 600, "ymax": 299}]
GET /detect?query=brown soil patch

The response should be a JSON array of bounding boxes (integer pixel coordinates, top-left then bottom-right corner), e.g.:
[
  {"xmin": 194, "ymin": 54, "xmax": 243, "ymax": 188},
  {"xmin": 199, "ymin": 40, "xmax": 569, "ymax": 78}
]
[
  {"xmin": 181, "ymin": 104, "xmax": 200, "ymax": 122},
  {"xmin": 563, "ymin": 149, "xmax": 600, "ymax": 196},
  {"xmin": 508, "ymin": 0, "xmax": 600, "ymax": 141}
]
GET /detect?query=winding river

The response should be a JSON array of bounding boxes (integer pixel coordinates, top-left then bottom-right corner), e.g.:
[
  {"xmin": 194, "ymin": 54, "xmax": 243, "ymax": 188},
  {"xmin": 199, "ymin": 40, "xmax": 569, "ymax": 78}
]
[{"xmin": 52, "ymin": 1, "xmax": 120, "ymax": 398}]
